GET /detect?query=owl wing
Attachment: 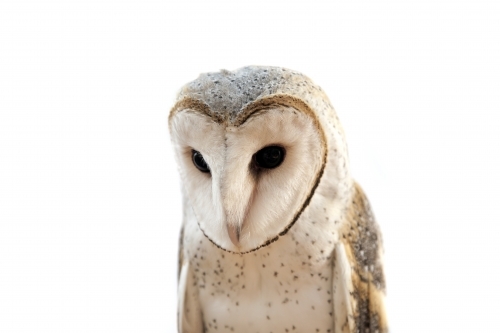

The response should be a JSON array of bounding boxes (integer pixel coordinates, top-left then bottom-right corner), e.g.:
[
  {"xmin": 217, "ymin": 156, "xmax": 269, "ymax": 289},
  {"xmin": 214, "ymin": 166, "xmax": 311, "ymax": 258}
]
[
  {"xmin": 178, "ymin": 227, "xmax": 203, "ymax": 333},
  {"xmin": 332, "ymin": 182, "xmax": 388, "ymax": 333}
]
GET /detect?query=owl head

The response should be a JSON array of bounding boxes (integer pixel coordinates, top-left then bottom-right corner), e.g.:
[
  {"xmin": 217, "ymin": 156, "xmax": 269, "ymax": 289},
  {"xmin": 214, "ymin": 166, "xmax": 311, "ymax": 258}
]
[{"xmin": 169, "ymin": 66, "xmax": 351, "ymax": 253}]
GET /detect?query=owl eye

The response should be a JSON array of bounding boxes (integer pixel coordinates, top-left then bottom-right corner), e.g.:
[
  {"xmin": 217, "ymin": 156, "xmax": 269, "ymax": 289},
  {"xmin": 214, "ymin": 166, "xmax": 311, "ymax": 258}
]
[
  {"xmin": 254, "ymin": 145, "xmax": 285, "ymax": 169},
  {"xmin": 192, "ymin": 150, "xmax": 210, "ymax": 173}
]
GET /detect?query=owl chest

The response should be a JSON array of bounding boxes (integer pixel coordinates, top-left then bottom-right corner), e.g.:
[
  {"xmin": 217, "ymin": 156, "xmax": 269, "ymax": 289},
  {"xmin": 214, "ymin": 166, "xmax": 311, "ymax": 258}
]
[{"xmin": 191, "ymin": 247, "xmax": 334, "ymax": 332}]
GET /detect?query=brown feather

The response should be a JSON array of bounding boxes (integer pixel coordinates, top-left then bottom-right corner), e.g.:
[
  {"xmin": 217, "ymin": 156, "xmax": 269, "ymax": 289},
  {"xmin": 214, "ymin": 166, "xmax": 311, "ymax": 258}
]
[{"xmin": 340, "ymin": 182, "xmax": 388, "ymax": 333}]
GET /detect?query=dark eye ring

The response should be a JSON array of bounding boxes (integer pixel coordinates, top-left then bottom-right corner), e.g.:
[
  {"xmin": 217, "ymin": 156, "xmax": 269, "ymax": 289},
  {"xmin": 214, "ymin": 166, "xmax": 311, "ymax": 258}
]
[
  {"xmin": 192, "ymin": 150, "xmax": 210, "ymax": 173},
  {"xmin": 253, "ymin": 145, "xmax": 286, "ymax": 169}
]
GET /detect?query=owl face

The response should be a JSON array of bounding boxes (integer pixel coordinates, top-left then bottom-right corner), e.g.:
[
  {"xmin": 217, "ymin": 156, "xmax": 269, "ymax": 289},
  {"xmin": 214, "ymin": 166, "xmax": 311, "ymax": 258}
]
[{"xmin": 170, "ymin": 105, "xmax": 326, "ymax": 253}]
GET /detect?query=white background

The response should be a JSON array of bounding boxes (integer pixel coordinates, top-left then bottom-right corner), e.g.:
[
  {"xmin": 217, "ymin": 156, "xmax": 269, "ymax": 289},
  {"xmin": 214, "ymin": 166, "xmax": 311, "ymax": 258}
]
[{"xmin": 1, "ymin": 0, "xmax": 499, "ymax": 332}]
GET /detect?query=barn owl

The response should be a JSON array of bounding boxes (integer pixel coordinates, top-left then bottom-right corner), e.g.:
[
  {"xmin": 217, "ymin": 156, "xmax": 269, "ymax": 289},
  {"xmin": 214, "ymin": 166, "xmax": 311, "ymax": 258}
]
[{"xmin": 169, "ymin": 66, "xmax": 387, "ymax": 333}]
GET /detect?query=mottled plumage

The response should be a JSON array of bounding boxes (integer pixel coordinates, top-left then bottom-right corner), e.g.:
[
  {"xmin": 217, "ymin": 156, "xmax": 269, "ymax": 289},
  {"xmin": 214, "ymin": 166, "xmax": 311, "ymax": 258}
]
[{"xmin": 169, "ymin": 66, "xmax": 387, "ymax": 333}]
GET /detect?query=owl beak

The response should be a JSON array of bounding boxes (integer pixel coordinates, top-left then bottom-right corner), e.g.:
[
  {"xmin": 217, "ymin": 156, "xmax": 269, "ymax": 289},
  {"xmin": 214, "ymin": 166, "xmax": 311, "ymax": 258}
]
[
  {"xmin": 225, "ymin": 198, "xmax": 254, "ymax": 249},
  {"xmin": 223, "ymin": 190, "xmax": 255, "ymax": 249},
  {"xmin": 227, "ymin": 223, "xmax": 241, "ymax": 247},
  {"xmin": 221, "ymin": 190, "xmax": 254, "ymax": 249},
  {"xmin": 218, "ymin": 152, "xmax": 256, "ymax": 250}
]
